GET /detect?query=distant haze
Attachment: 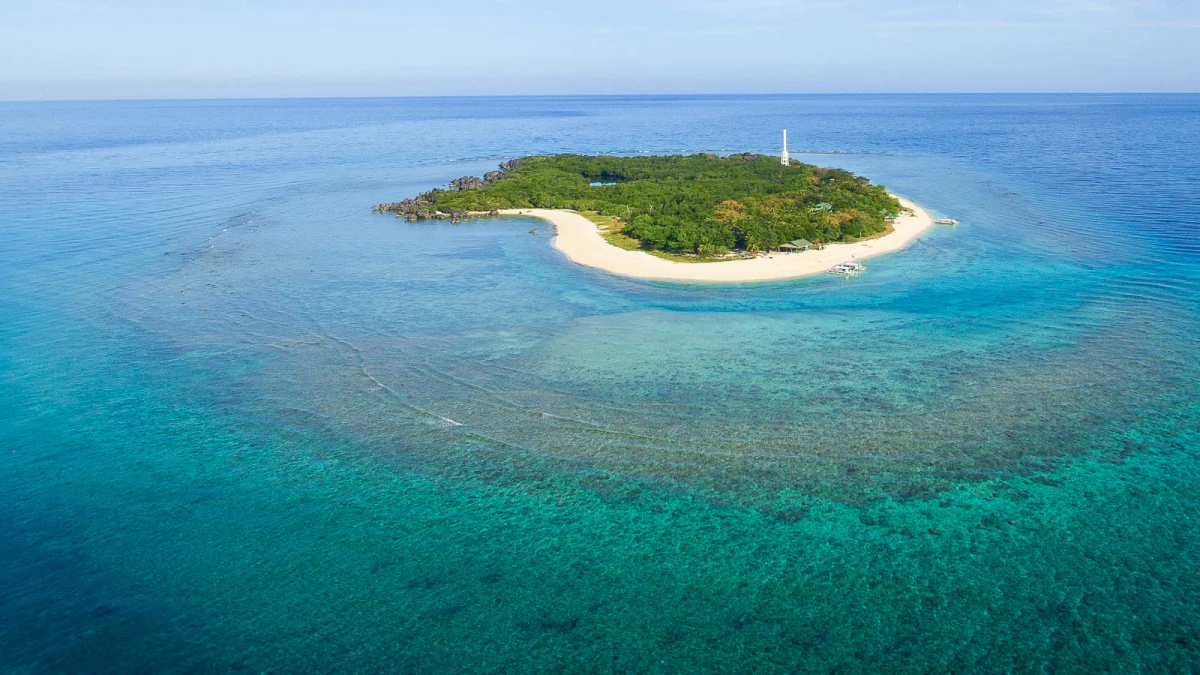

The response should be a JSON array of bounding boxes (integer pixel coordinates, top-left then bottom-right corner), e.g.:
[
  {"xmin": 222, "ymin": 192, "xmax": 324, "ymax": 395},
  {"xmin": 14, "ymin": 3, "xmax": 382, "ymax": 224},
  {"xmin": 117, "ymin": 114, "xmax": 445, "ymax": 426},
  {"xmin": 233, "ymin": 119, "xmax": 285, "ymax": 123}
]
[{"xmin": 2, "ymin": 0, "xmax": 1198, "ymax": 100}]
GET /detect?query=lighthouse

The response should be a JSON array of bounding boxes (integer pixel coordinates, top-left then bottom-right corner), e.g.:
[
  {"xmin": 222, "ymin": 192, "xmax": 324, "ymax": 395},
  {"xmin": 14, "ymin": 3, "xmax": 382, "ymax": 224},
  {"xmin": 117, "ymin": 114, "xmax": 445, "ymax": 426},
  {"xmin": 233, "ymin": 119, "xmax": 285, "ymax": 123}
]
[{"xmin": 781, "ymin": 129, "xmax": 790, "ymax": 166}]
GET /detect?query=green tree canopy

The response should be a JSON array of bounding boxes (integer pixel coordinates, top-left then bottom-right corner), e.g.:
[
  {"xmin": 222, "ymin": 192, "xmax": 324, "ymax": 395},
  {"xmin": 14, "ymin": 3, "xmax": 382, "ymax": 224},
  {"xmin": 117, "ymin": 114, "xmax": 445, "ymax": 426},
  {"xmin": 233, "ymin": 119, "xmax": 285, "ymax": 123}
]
[{"xmin": 376, "ymin": 154, "xmax": 901, "ymax": 256}]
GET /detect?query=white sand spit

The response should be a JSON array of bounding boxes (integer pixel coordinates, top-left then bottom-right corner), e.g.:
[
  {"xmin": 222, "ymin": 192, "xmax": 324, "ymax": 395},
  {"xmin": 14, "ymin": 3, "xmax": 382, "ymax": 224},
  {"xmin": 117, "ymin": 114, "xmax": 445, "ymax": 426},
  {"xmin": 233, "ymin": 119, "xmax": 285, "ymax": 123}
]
[{"xmin": 498, "ymin": 196, "xmax": 934, "ymax": 283}]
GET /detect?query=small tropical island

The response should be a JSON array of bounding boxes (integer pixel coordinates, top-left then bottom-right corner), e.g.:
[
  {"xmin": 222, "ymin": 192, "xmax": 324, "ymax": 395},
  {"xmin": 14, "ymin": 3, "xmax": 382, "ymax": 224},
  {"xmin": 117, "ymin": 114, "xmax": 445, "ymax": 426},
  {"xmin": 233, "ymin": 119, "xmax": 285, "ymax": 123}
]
[{"xmin": 375, "ymin": 153, "xmax": 936, "ymax": 282}]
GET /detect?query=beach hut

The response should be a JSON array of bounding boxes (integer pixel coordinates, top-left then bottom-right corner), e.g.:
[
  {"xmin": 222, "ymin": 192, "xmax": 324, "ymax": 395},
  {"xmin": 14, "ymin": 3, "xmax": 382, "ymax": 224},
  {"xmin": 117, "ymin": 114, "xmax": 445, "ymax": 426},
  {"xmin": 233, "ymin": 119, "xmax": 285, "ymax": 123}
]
[{"xmin": 779, "ymin": 238, "xmax": 812, "ymax": 252}]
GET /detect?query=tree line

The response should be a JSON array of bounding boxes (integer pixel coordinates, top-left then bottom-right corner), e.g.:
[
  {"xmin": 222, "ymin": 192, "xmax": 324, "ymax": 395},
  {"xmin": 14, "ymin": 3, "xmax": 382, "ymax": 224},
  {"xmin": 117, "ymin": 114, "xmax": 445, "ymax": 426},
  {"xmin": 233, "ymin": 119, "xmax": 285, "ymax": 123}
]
[{"xmin": 376, "ymin": 154, "xmax": 901, "ymax": 256}]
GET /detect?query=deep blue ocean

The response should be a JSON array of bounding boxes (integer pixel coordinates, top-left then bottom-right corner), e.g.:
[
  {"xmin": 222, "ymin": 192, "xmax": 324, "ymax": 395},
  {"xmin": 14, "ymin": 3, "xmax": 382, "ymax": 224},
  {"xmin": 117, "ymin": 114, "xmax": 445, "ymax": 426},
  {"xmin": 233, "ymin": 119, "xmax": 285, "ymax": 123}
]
[{"xmin": 2, "ymin": 95, "xmax": 1199, "ymax": 672}]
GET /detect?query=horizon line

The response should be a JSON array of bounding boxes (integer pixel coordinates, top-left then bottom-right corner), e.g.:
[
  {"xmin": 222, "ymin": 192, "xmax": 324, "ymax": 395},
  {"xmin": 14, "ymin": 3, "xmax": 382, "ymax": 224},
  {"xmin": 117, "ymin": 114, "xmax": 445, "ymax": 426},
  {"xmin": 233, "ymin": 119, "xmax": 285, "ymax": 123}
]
[{"xmin": 2, "ymin": 91, "xmax": 1197, "ymax": 104}]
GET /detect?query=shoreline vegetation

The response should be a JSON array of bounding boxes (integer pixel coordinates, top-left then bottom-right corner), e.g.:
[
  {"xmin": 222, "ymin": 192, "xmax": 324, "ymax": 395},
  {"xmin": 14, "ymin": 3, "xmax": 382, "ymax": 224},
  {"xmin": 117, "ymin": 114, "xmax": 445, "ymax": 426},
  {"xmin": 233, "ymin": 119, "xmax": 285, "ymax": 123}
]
[
  {"xmin": 375, "ymin": 153, "xmax": 937, "ymax": 282},
  {"xmin": 496, "ymin": 199, "xmax": 932, "ymax": 282}
]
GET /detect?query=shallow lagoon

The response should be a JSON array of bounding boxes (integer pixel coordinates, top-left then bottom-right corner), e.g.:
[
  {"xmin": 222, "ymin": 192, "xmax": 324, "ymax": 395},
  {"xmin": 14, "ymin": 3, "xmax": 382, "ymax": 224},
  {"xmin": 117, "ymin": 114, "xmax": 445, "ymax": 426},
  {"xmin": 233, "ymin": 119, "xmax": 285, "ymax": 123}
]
[{"xmin": 2, "ymin": 95, "xmax": 1199, "ymax": 671}]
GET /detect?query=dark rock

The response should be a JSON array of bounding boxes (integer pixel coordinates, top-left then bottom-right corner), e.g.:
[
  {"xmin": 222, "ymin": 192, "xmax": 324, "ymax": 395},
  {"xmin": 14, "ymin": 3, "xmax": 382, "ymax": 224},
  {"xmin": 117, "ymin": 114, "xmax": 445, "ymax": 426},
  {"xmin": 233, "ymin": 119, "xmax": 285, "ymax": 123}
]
[
  {"xmin": 375, "ymin": 158, "xmax": 524, "ymax": 220},
  {"xmin": 499, "ymin": 158, "xmax": 526, "ymax": 172},
  {"xmin": 449, "ymin": 175, "xmax": 485, "ymax": 191}
]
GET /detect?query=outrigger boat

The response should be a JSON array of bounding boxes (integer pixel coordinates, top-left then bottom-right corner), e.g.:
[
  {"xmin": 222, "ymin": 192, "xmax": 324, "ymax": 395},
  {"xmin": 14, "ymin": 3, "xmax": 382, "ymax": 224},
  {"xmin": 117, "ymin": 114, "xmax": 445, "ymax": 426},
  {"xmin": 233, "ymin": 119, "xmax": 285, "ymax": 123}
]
[
  {"xmin": 830, "ymin": 261, "xmax": 865, "ymax": 276},
  {"xmin": 934, "ymin": 218, "xmax": 959, "ymax": 225}
]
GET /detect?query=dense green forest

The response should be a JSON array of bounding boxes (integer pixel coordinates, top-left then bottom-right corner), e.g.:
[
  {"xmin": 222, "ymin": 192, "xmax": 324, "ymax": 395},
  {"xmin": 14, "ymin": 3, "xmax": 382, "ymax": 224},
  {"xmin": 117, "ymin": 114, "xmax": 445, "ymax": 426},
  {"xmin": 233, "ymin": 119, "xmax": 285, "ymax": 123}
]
[{"xmin": 375, "ymin": 154, "xmax": 902, "ymax": 256}]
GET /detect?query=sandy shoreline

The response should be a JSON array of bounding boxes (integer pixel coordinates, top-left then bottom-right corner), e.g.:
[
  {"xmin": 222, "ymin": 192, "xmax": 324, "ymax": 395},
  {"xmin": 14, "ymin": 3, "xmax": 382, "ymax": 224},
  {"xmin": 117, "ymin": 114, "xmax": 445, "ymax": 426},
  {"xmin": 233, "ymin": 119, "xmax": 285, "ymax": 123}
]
[{"xmin": 498, "ymin": 196, "xmax": 934, "ymax": 283}]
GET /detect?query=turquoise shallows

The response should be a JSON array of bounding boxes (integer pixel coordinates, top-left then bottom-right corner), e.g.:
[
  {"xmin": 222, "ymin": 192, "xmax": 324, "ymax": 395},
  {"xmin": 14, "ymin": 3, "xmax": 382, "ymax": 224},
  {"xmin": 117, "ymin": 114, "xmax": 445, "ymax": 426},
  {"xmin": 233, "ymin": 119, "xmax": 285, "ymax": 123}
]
[{"xmin": 2, "ymin": 95, "xmax": 1199, "ymax": 671}]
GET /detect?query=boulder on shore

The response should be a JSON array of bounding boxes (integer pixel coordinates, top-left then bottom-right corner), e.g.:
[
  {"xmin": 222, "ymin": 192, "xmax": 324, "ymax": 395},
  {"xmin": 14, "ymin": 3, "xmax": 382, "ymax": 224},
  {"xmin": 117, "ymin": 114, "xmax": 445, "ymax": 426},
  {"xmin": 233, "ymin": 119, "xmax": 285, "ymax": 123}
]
[{"xmin": 449, "ymin": 175, "xmax": 485, "ymax": 191}]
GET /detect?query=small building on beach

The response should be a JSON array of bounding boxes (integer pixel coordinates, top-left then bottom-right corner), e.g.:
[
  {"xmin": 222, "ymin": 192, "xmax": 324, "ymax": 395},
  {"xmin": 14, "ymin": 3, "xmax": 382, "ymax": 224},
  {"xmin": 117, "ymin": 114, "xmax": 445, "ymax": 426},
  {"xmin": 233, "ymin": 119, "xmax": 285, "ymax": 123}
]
[{"xmin": 779, "ymin": 238, "xmax": 812, "ymax": 252}]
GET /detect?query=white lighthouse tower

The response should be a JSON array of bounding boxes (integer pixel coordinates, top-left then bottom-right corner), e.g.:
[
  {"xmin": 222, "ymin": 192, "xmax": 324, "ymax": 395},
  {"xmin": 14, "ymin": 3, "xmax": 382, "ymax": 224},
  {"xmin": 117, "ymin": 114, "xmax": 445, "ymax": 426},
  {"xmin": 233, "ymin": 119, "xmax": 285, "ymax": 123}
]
[{"xmin": 781, "ymin": 129, "xmax": 790, "ymax": 166}]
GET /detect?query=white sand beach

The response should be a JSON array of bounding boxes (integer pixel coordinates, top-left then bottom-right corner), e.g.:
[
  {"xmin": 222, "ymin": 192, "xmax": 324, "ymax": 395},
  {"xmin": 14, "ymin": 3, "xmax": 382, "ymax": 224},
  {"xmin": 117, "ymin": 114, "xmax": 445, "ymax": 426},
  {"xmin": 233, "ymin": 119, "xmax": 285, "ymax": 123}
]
[{"xmin": 499, "ymin": 196, "xmax": 934, "ymax": 283}]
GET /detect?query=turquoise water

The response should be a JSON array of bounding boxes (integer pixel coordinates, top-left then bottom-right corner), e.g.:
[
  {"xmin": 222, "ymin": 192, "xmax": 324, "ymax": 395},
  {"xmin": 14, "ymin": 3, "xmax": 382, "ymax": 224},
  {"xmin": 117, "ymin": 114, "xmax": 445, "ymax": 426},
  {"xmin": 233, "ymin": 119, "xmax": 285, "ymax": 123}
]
[{"xmin": 2, "ymin": 95, "xmax": 1199, "ymax": 671}]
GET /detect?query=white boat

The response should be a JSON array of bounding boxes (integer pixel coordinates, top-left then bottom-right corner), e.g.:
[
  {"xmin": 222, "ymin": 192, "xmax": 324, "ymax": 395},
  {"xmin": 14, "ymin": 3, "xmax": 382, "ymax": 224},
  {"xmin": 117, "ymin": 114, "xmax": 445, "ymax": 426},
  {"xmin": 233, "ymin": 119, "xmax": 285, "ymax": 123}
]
[
  {"xmin": 935, "ymin": 218, "xmax": 959, "ymax": 225},
  {"xmin": 830, "ymin": 262, "xmax": 865, "ymax": 275}
]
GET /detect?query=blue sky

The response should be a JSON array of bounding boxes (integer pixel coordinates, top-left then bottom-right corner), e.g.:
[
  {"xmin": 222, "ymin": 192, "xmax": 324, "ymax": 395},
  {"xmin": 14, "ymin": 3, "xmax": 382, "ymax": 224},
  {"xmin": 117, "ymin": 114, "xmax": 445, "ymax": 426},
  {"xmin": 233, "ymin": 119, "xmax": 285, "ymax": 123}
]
[{"xmin": 2, "ymin": 0, "xmax": 1197, "ymax": 99}]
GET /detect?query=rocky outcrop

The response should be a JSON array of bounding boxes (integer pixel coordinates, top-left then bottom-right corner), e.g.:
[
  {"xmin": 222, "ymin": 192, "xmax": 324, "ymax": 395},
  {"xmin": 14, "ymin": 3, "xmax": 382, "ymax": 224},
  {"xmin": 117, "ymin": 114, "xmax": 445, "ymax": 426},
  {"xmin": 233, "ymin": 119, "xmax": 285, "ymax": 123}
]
[
  {"xmin": 449, "ymin": 175, "xmax": 485, "ymax": 191},
  {"xmin": 373, "ymin": 195, "xmax": 435, "ymax": 218},
  {"xmin": 374, "ymin": 158, "xmax": 523, "ymax": 219}
]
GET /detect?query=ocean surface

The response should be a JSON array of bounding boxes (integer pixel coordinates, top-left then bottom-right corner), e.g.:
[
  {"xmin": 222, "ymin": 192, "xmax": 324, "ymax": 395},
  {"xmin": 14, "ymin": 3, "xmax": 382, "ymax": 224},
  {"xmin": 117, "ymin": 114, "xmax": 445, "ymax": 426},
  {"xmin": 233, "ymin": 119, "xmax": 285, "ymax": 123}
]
[{"xmin": 2, "ymin": 94, "xmax": 1199, "ymax": 672}]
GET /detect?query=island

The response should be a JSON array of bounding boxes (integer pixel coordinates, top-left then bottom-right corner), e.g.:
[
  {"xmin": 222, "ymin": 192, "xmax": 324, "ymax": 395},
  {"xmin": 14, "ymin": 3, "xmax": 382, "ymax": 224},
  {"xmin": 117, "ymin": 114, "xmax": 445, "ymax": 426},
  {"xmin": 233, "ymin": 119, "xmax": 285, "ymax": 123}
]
[{"xmin": 374, "ymin": 154, "xmax": 935, "ymax": 282}]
